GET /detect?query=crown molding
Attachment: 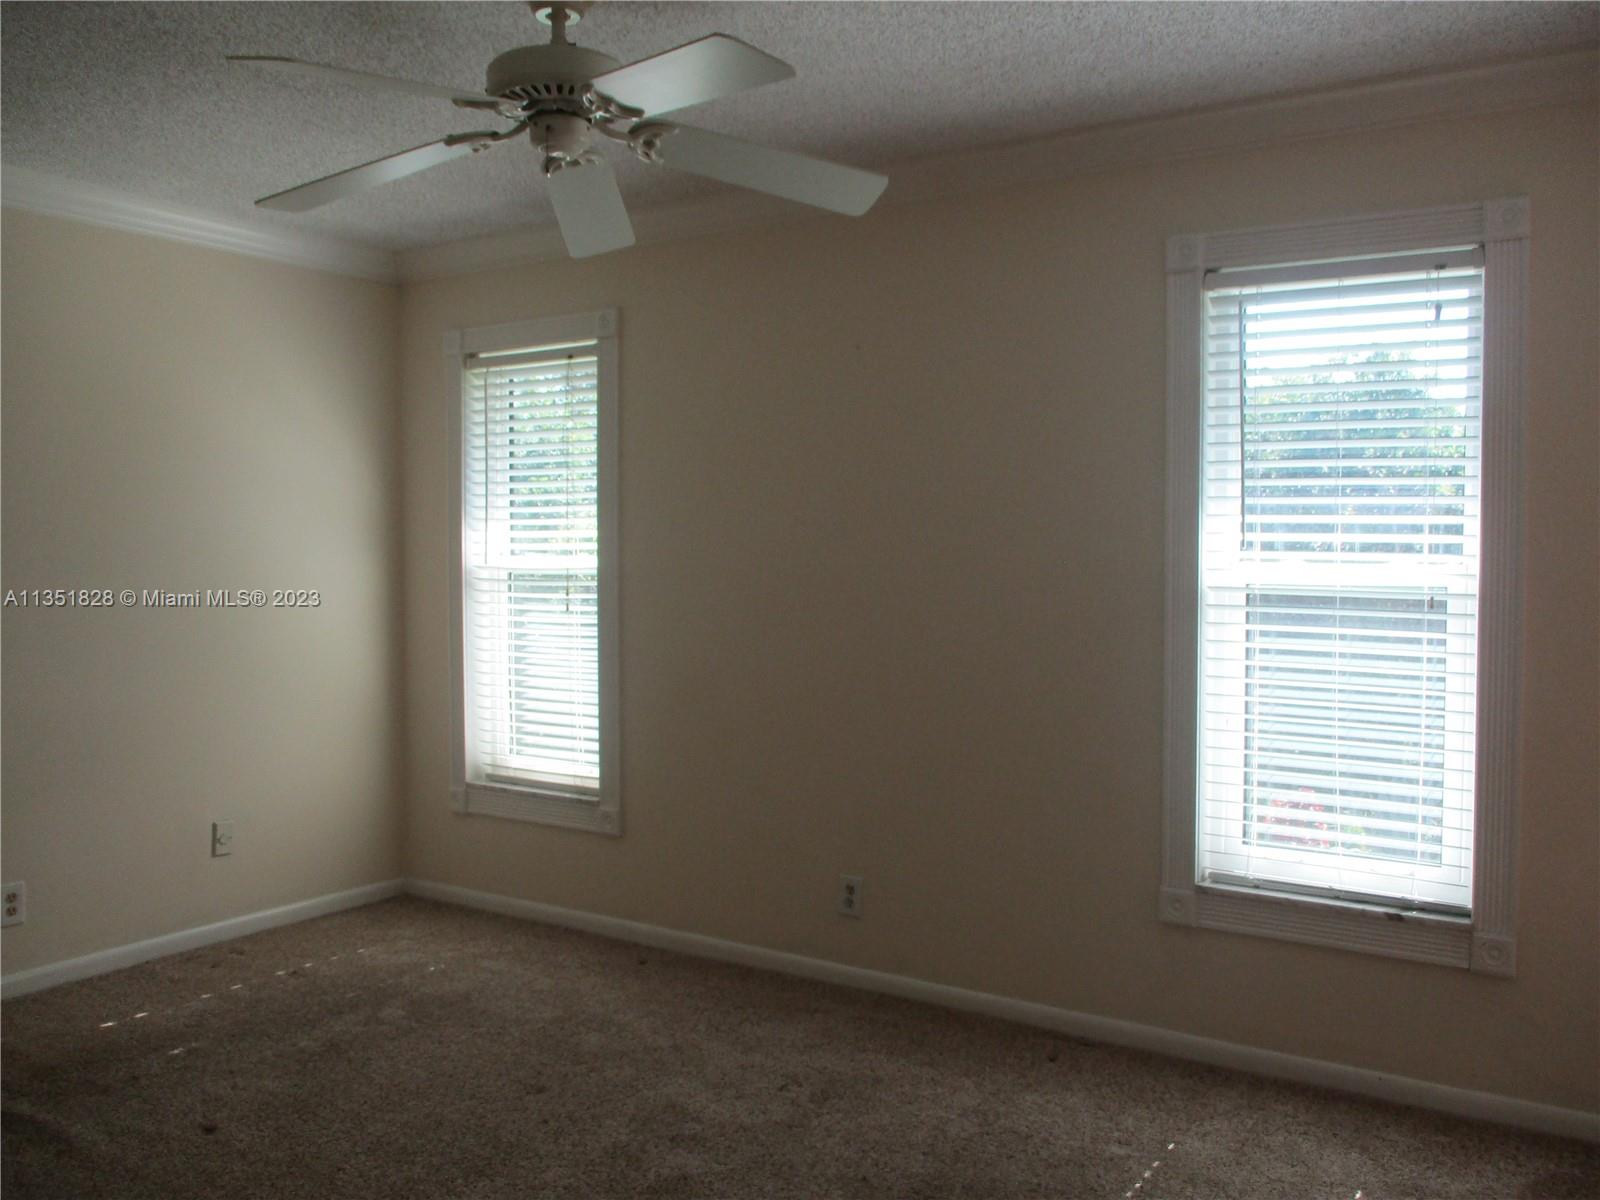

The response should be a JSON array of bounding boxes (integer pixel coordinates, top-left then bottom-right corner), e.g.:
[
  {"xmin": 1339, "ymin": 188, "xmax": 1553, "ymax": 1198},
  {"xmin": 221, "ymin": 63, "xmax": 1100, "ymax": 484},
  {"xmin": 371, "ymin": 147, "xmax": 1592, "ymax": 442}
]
[
  {"xmin": 0, "ymin": 165, "xmax": 398, "ymax": 283},
  {"xmin": 2, "ymin": 48, "xmax": 1591, "ymax": 288},
  {"xmin": 398, "ymin": 46, "xmax": 1598, "ymax": 283},
  {"xmin": 883, "ymin": 46, "xmax": 1597, "ymax": 207}
]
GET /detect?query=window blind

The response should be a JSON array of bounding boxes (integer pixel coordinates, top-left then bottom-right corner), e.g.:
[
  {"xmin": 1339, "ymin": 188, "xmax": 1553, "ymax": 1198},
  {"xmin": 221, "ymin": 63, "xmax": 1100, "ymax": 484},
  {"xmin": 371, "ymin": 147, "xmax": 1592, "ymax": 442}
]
[
  {"xmin": 1198, "ymin": 257, "xmax": 1483, "ymax": 912},
  {"xmin": 463, "ymin": 343, "xmax": 601, "ymax": 793}
]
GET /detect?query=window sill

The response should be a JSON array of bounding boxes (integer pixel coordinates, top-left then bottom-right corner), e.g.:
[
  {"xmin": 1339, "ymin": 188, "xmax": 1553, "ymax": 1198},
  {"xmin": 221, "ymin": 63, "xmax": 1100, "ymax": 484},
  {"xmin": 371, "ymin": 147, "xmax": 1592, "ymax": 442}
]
[
  {"xmin": 1159, "ymin": 883, "xmax": 1513, "ymax": 976},
  {"xmin": 454, "ymin": 782, "xmax": 620, "ymax": 837}
]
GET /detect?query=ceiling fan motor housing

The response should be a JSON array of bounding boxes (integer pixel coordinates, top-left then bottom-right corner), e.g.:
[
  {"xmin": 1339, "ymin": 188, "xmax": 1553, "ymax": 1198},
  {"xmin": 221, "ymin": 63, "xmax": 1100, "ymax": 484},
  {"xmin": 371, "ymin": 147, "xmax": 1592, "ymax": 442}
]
[
  {"xmin": 486, "ymin": 43, "xmax": 621, "ymax": 109},
  {"xmin": 533, "ymin": 113, "xmax": 594, "ymax": 164}
]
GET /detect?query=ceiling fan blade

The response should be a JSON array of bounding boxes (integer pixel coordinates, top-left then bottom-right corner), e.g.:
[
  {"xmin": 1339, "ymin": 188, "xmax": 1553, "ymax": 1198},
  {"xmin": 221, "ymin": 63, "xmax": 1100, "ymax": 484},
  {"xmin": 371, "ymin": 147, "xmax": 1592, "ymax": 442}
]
[
  {"xmin": 647, "ymin": 125, "xmax": 887, "ymax": 216},
  {"xmin": 256, "ymin": 138, "xmax": 482, "ymax": 212},
  {"xmin": 545, "ymin": 159, "xmax": 636, "ymax": 259},
  {"xmin": 227, "ymin": 56, "xmax": 493, "ymax": 105},
  {"xmin": 590, "ymin": 34, "xmax": 793, "ymax": 117}
]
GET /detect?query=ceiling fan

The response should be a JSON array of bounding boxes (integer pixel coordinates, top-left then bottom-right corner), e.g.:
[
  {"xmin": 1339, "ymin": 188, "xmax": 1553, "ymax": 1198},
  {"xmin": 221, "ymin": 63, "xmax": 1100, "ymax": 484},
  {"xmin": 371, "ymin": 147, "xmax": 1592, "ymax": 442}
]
[{"xmin": 229, "ymin": 2, "xmax": 889, "ymax": 258}]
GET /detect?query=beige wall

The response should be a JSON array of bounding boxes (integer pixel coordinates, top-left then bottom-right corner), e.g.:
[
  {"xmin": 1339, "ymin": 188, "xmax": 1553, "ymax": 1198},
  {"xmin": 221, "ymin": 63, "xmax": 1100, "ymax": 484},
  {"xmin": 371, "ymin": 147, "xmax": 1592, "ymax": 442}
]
[
  {"xmin": 1, "ymin": 210, "xmax": 403, "ymax": 973},
  {"xmin": 400, "ymin": 102, "xmax": 1599, "ymax": 1112},
  {"xmin": 1, "ymin": 98, "xmax": 1592, "ymax": 1115}
]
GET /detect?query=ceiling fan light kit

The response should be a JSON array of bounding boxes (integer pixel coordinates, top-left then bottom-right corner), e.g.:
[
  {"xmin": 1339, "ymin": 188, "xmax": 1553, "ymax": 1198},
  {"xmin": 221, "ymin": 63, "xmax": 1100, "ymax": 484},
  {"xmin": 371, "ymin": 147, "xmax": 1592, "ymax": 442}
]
[{"xmin": 229, "ymin": 2, "xmax": 888, "ymax": 259}]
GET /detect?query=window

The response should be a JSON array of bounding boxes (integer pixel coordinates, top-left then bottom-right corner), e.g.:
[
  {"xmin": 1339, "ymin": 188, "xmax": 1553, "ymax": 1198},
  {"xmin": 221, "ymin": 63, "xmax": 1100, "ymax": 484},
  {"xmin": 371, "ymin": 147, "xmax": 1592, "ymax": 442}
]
[
  {"xmin": 447, "ymin": 310, "xmax": 620, "ymax": 834},
  {"xmin": 1162, "ymin": 203, "xmax": 1527, "ymax": 973}
]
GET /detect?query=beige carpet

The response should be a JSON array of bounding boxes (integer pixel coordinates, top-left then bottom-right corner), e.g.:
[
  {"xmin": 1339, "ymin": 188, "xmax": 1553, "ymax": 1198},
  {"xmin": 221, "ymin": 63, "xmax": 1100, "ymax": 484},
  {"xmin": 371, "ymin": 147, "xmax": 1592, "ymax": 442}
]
[{"xmin": 3, "ymin": 896, "xmax": 1595, "ymax": 1199}]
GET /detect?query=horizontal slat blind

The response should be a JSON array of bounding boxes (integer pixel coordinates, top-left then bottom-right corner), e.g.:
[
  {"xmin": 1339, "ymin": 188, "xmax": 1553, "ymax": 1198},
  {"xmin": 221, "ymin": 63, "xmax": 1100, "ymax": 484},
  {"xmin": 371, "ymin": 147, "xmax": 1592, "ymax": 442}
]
[
  {"xmin": 1199, "ymin": 261, "xmax": 1483, "ymax": 911},
  {"xmin": 463, "ymin": 347, "xmax": 601, "ymax": 791}
]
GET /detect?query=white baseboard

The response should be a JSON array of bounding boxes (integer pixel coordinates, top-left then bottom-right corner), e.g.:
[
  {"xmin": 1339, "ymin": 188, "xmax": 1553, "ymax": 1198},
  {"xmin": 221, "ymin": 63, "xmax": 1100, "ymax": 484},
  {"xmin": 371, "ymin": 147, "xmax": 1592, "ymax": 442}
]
[
  {"xmin": 4, "ymin": 875, "xmax": 1590, "ymax": 1143},
  {"xmin": 0, "ymin": 879, "xmax": 405, "ymax": 1000},
  {"xmin": 405, "ymin": 877, "xmax": 1600, "ymax": 1145}
]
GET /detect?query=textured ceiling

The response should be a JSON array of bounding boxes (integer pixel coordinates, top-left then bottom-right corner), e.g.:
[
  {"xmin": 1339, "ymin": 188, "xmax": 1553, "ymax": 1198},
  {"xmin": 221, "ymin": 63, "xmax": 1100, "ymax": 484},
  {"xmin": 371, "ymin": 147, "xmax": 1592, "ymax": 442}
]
[{"xmin": 3, "ymin": 1, "xmax": 1596, "ymax": 252}]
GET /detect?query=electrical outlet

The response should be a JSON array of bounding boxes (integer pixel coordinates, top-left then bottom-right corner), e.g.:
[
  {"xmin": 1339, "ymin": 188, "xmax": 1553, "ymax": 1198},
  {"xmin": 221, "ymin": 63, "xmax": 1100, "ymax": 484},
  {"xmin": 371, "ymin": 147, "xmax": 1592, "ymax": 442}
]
[
  {"xmin": 838, "ymin": 874, "xmax": 863, "ymax": 918},
  {"xmin": 211, "ymin": 821, "xmax": 234, "ymax": 858},
  {"xmin": 2, "ymin": 882, "xmax": 26, "ymax": 927}
]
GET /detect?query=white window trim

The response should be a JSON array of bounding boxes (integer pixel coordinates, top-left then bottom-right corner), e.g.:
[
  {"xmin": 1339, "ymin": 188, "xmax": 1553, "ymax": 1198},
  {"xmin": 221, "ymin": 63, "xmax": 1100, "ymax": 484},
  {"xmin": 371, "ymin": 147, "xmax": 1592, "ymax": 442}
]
[
  {"xmin": 445, "ymin": 309, "xmax": 622, "ymax": 836},
  {"xmin": 1162, "ymin": 201, "xmax": 1527, "ymax": 975}
]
